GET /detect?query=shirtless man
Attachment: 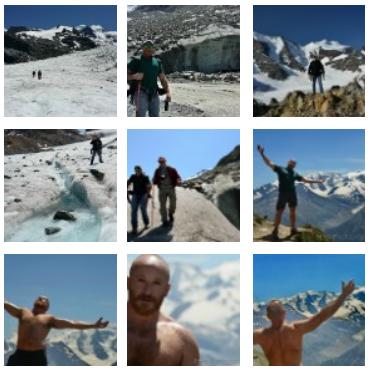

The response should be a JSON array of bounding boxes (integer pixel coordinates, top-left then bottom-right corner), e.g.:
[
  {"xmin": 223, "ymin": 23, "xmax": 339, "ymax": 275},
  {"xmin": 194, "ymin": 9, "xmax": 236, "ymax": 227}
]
[
  {"xmin": 127, "ymin": 254, "xmax": 200, "ymax": 366},
  {"xmin": 5, "ymin": 296, "xmax": 109, "ymax": 366},
  {"xmin": 253, "ymin": 280, "xmax": 355, "ymax": 366}
]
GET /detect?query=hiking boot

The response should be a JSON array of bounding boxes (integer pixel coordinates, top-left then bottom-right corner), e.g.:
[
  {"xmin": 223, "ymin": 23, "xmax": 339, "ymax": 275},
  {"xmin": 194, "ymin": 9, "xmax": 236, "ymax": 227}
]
[{"xmin": 271, "ymin": 228, "xmax": 279, "ymax": 241}]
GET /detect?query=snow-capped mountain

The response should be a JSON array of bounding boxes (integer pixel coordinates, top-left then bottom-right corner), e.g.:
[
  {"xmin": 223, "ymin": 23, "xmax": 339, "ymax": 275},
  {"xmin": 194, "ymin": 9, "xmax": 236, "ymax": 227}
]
[
  {"xmin": 5, "ymin": 326, "xmax": 117, "ymax": 366},
  {"xmin": 5, "ymin": 24, "xmax": 116, "ymax": 64},
  {"xmin": 253, "ymin": 31, "xmax": 364, "ymax": 103},
  {"xmin": 254, "ymin": 288, "xmax": 365, "ymax": 365},
  {"xmin": 162, "ymin": 260, "xmax": 240, "ymax": 365},
  {"xmin": 254, "ymin": 171, "xmax": 365, "ymax": 241}
]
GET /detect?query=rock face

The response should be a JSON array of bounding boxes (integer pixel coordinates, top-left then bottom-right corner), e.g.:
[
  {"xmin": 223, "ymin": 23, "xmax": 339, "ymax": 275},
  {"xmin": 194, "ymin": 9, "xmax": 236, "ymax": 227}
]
[
  {"xmin": 182, "ymin": 145, "xmax": 240, "ymax": 229},
  {"xmin": 5, "ymin": 25, "xmax": 116, "ymax": 64},
  {"xmin": 128, "ymin": 5, "xmax": 240, "ymax": 74},
  {"xmin": 254, "ymin": 80, "xmax": 365, "ymax": 117},
  {"xmin": 4, "ymin": 129, "xmax": 86, "ymax": 155}
]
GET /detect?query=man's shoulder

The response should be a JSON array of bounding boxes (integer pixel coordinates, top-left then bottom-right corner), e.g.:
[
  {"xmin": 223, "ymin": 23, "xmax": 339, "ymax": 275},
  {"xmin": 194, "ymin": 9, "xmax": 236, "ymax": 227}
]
[{"xmin": 159, "ymin": 316, "xmax": 195, "ymax": 343}]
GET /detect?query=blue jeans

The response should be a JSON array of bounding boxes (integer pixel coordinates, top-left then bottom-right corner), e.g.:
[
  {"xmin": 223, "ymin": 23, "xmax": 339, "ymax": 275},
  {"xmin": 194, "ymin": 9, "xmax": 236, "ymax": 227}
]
[
  {"xmin": 131, "ymin": 194, "xmax": 149, "ymax": 231},
  {"xmin": 312, "ymin": 75, "xmax": 324, "ymax": 94},
  {"xmin": 135, "ymin": 90, "xmax": 160, "ymax": 117}
]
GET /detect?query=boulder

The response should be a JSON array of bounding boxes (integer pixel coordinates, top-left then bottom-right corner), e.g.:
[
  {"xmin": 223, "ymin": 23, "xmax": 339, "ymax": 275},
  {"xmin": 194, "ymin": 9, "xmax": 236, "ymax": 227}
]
[{"xmin": 53, "ymin": 210, "xmax": 76, "ymax": 221}]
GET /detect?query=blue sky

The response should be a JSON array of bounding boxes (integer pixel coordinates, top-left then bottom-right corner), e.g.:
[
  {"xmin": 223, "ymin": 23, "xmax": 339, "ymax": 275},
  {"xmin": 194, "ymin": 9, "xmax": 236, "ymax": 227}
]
[
  {"xmin": 128, "ymin": 254, "xmax": 239, "ymax": 271},
  {"xmin": 254, "ymin": 5, "xmax": 365, "ymax": 49},
  {"xmin": 127, "ymin": 130, "xmax": 240, "ymax": 179},
  {"xmin": 253, "ymin": 129, "xmax": 365, "ymax": 188},
  {"xmin": 253, "ymin": 254, "xmax": 365, "ymax": 302},
  {"xmin": 5, "ymin": 6, "xmax": 117, "ymax": 31},
  {"xmin": 4, "ymin": 255, "xmax": 117, "ymax": 338}
]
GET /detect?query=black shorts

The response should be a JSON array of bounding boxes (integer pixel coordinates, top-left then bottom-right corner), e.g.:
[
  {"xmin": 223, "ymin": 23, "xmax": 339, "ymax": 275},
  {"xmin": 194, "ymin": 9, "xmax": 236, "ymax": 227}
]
[
  {"xmin": 7, "ymin": 349, "xmax": 48, "ymax": 366},
  {"xmin": 276, "ymin": 192, "xmax": 297, "ymax": 210}
]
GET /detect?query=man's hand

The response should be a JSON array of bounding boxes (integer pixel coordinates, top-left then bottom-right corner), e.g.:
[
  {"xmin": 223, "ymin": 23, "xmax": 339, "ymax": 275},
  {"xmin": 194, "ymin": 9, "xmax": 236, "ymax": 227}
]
[
  {"xmin": 95, "ymin": 317, "xmax": 109, "ymax": 329},
  {"xmin": 132, "ymin": 73, "xmax": 144, "ymax": 81},
  {"xmin": 165, "ymin": 93, "xmax": 171, "ymax": 102},
  {"xmin": 341, "ymin": 280, "xmax": 355, "ymax": 299},
  {"xmin": 257, "ymin": 145, "xmax": 264, "ymax": 155}
]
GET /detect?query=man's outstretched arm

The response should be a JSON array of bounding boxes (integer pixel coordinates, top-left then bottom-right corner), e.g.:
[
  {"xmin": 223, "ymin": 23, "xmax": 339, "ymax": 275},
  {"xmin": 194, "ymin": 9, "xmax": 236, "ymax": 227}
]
[
  {"xmin": 253, "ymin": 329, "xmax": 264, "ymax": 345},
  {"xmin": 4, "ymin": 300, "xmax": 23, "ymax": 318},
  {"xmin": 294, "ymin": 280, "xmax": 355, "ymax": 334},
  {"xmin": 301, "ymin": 177, "xmax": 325, "ymax": 184},
  {"xmin": 50, "ymin": 316, "xmax": 109, "ymax": 330},
  {"xmin": 257, "ymin": 145, "xmax": 275, "ymax": 170}
]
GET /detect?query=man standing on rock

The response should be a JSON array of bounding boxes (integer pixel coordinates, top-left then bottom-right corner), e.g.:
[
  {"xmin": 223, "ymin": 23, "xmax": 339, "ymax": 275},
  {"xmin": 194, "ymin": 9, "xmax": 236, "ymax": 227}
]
[
  {"xmin": 308, "ymin": 53, "xmax": 325, "ymax": 94},
  {"xmin": 127, "ymin": 165, "xmax": 152, "ymax": 234},
  {"xmin": 128, "ymin": 254, "xmax": 200, "ymax": 365},
  {"xmin": 253, "ymin": 280, "xmax": 355, "ymax": 365},
  {"xmin": 5, "ymin": 296, "xmax": 109, "ymax": 366},
  {"xmin": 257, "ymin": 145, "xmax": 324, "ymax": 240},
  {"xmin": 153, "ymin": 157, "xmax": 181, "ymax": 227},
  {"xmin": 90, "ymin": 134, "xmax": 103, "ymax": 165},
  {"xmin": 127, "ymin": 40, "xmax": 171, "ymax": 117}
]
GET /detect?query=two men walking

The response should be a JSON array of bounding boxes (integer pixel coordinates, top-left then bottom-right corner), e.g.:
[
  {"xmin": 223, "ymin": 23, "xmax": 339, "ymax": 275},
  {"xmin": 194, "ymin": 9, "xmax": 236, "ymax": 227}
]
[{"xmin": 128, "ymin": 157, "xmax": 181, "ymax": 234}]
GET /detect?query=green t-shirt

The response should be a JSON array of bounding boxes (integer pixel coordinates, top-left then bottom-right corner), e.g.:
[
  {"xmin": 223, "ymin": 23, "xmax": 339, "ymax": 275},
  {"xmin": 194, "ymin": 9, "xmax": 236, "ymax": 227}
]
[
  {"xmin": 127, "ymin": 56, "xmax": 164, "ymax": 92},
  {"xmin": 273, "ymin": 165, "xmax": 303, "ymax": 193}
]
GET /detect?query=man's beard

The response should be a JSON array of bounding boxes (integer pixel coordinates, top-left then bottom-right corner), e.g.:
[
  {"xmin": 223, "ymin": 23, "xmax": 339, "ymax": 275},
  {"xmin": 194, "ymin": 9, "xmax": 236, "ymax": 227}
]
[{"xmin": 129, "ymin": 292, "xmax": 164, "ymax": 316}]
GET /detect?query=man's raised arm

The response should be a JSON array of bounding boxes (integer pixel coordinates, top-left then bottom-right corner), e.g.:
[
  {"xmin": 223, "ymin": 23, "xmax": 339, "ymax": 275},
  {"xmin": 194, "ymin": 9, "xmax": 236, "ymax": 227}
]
[
  {"xmin": 4, "ymin": 300, "xmax": 23, "ymax": 319},
  {"xmin": 257, "ymin": 145, "xmax": 275, "ymax": 170},
  {"xmin": 50, "ymin": 316, "xmax": 109, "ymax": 330},
  {"xmin": 294, "ymin": 280, "xmax": 355, "ymax": 334},
  {"xmin": 301, "ymin": 177, "xmax": 325, "ymax": 184}
]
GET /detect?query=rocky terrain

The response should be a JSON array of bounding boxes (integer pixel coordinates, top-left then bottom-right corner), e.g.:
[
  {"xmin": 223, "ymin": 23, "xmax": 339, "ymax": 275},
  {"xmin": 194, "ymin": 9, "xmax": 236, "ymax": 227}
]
[
  {"xmin": 253, "ymin": 214, "xmax": 332, "ymax": 242},
  {"xmin": 4, "ymin": 129, "xmax": 86, "ymax": 155},
  {"xmin": 4, "ymin": 130, "xmax": 117, "ymax": 242},
  {"xmin": 254, "ymin": 288, "xmax": 365, "ymax": 365},
  {"xmin": 5, "ymin": 25, "xmax": 116, "ymax": 64},
  {"xmin": 254, "ymin": 171, "xmax": 365, "ymax": 242},
  {"xmin": 127, "ymin": 145, "xmax": 240, "ymax": 242},
  {"xmin": 253, "ymin": 32, "xmax": 364, "ymax": 116},
  {"xmin": 5, "ymin": 326, "xmax": 117, "ymax": 366},
  {"xmin": 127, "ymin": 5, "xmax": 240, "ymax": 117}
]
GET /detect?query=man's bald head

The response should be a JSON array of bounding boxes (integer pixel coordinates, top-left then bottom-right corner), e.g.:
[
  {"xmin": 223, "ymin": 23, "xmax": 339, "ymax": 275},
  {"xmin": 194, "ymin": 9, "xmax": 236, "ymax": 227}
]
[
  {"xmin": 266, "ymin": 300, "xmax": 286, "ymax": 328},
  {"xmin": 129, "ymin": 254, "xmax": 170, "ymax": 282}
]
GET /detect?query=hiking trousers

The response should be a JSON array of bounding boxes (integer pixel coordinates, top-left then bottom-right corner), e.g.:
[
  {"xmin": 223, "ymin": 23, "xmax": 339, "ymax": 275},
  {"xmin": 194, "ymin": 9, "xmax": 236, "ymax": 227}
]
[
  {"xmin": 312, "ymin": 75, "xmax": 324, "ymax": 94},
  {"xmin": 131, "ymin": 194, "xmax": 149, "ymax": 231},
  {"xmin": 136, "ymin": 90, "xmax": 160, "ymax": 117},
  {"xmin": 159, "ymin": 187, "xmax": 176, "ymax": 223},
  {"xmin": 91, "ymin": 149, "xmax": 103, "ymax": 165}
]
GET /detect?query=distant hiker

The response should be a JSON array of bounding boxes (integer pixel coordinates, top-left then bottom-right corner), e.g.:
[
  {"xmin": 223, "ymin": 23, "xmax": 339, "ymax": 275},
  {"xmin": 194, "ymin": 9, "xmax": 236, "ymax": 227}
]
[
  {"xmin": 254, "ymin": 280, "xmax": 355, "ymax": 365},
  {"xmin": 153, "ymin": 157, "xmax": 181, "ymax": 227},
  {"xmin": 5, "ymin": 296, "xmax": 109, "ymax": 366},
  {"xmin": 127, "ymin": 166, "xmax": 152, "ymax": 234},
  {"xmin": 37, "ymin": 70, "xmax": 42, "ymax": 80},
  {"xmin": 127, "ymin": 40, "xmax": 171, "ymax": 117},
  {"xmin": 257, "ymin": 145, "xmax": 324, "ymax": 240},
  {"xmin": 308, "ymin": 53, "xmax": 325, "ymax": 94},
  {"xmin": 32, "ymin": 71, "xmax": 36, "ymax": 78},
  {"xmin": 90, "ymin": 134, "xmax": 103, "ymax": 165}
]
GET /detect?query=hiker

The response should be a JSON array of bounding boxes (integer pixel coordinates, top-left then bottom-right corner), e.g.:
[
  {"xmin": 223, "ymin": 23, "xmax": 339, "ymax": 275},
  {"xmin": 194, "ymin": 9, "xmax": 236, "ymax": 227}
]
[
  {"xmin": 90, "ymin": 134, "xmax": 103, "ymax": 165},
  {"xmin": 127, "ymin": 40, "xmax": 171, "ymax": 117},
  {"xmin": 257, "ymin": 145, "xmax": 324, "ymax": 240},
  {"xmin": 128, "ymin": 255, "xmax": 200, "ymax": 365},
  {"xmin": 308, "ymin": 53, "xmax": 325, "ymax": 94},
  {"xmin": 32, "ymin": 71, "xmax": 36, "ymax": 78},
  {"xmin": 37, "ymin": 70, "xmax": 42, "ymax": 80},
  {"xmin": 127, "ymin": 166, "xmax": 152, "ymax": 234},
  {"xmin": 5, "ymin": 296, "xmax": 109, "ymax": 366},
  {"xmin": 254, "ymin": 280, "xmax": 355, "ymax": 366},
  {"xmin": 153, "ymin": 157, "xmax": 181, "ymax": 227}
]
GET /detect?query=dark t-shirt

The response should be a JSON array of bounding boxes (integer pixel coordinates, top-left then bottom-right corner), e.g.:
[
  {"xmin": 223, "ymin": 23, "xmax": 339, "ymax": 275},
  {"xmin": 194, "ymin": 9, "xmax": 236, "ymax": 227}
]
[
  {"xmin": 273, "ymin": 165, "xmax": 303, "ymax": 193},
  {"xmin": 308, "ymin": 60, "xmax": 324, "ymax": 77},
  {"xmin": 127, "ymin": 56, "xmax": 164, "ymax": 92},
  {"xmin": 128, "ymin": 174, "xmax": 151, "ymax": 195}
]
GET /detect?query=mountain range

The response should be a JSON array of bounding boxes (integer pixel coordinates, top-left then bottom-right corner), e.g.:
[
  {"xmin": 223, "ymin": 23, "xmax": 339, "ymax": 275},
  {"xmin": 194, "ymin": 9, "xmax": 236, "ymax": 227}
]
[
  {"xmin": 5, "ymin": 24, "xmax": 116, "ymax": 64},
  {"xmin": 253, "ymin": 31, "xmax": 364, "ymax": 105},
  {"xmin": 254, "ymin": 288, "xmax": 365, "ymax": 365},
  {"xmin": 254, "ymin": 170, "xmax": 365, "ymax": 241},
  {"xmin": 5, "ymin": 326, "xmax": 117, "ymax": 366}
]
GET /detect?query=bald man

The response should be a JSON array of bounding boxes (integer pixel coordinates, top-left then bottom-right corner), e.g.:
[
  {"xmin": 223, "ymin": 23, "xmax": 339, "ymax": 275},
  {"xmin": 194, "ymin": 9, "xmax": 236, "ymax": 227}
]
[
  {"xmin": 257, "ymin": 145, "xmax": 324, "ymax": 240},
  {"xmin": 253, "ymin": 280, "xmax": 355, "ymax": 366},
  {"xmin": 127, "ymin": 254, "xmax": 200, "ymax": 365},
  {"xmin": 5, "ymin": 296, "xmax": 109, "ymax": 366}
]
